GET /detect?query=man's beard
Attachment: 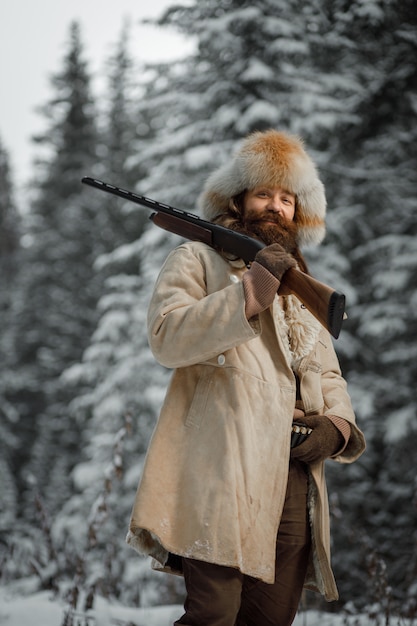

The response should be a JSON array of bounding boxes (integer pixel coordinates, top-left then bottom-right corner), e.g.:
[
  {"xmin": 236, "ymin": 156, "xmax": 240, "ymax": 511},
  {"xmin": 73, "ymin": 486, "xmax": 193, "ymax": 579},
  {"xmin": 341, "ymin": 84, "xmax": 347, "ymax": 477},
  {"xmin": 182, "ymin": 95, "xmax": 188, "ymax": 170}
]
[{"xmin": 243, "ymin": 214, "xmax": 299, "ymax": 254}]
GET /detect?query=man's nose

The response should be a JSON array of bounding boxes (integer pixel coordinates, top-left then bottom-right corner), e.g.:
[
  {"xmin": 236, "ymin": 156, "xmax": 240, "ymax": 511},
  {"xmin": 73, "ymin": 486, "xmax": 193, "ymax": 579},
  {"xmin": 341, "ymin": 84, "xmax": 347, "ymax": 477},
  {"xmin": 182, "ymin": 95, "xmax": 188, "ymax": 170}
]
[{"xmin": 267, "ymin": 195, "xmax": 283, "ymax": 214}]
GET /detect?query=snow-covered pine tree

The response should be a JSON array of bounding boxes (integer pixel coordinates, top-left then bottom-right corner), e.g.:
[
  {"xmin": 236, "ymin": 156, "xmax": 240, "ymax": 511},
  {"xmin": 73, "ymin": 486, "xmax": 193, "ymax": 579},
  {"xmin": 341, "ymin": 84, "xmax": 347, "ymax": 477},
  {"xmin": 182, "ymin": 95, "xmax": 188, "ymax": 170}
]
[
  {"xmin": 5, "ymin": 22, "xmax": 101, "ymax": 527},
  {"xmin": 95, "ymin": 20, "xmax": 149, "ymax": 260},
  {"xmin": 0, "ymin": 137, "xmax": 20, "ymax": 537},
  {"xmin": 50, "ymin": 23, "xmax": 186, "ymax": 607},
  {"xmin": 311, "ymin": 0, "xmax": 417, "ymax": 611},
  {"xmin": 129, "ymin": 0, "xmax": 351, "ymax": 204},
  {"xmin": 0, "ymin": 138, "xmax": 20, "ymax": 275}
]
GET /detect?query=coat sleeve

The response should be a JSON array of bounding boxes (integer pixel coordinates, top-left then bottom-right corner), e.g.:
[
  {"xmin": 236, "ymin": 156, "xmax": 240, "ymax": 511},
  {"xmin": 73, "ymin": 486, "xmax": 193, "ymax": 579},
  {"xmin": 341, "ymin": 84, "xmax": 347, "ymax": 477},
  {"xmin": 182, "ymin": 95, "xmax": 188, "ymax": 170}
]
[
  {"xmin": 318, "ymin": 331, "xmax": 366, "ymax": 463},
  {"xmin": 147, "ymin": 244, "xmax": 259, "ymax": 369}
]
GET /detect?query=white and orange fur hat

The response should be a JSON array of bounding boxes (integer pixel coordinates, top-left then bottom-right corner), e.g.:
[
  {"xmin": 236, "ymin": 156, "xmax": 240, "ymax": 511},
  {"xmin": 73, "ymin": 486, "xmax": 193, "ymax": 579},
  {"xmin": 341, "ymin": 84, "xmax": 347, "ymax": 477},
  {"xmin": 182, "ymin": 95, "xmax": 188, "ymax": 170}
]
[{"xmin": 198, "ymin": 129, "xmax": 327, "ymax": 247}]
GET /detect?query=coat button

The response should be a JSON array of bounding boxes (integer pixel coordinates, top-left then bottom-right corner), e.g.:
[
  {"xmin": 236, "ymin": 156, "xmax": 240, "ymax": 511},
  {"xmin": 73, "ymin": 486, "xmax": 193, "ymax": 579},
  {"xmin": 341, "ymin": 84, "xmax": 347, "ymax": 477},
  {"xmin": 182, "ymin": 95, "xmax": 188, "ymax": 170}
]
[
  {"xmin": 229, "ymin": 274, "xmax": 239, "ymax": 283},
  {"xmin": 217, "ymin": 354, "xmax": 226, "ymax": 365}
]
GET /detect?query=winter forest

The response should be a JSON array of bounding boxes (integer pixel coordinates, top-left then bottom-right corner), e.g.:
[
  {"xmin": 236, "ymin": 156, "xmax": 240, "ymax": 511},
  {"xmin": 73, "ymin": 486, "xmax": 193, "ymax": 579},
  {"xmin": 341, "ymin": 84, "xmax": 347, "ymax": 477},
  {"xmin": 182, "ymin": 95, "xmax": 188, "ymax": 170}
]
[{"xmin": 0, "ymin": 0, "xmax": 416, "ymax": 624}]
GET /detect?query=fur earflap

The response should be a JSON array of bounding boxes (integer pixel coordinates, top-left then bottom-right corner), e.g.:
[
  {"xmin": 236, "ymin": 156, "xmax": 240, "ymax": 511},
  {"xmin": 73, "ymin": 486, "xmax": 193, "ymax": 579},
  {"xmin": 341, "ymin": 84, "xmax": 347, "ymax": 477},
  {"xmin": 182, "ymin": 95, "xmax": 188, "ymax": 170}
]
[{"xmin": 198, "ymin": 130, "xmax": 327, "ymax": 247}]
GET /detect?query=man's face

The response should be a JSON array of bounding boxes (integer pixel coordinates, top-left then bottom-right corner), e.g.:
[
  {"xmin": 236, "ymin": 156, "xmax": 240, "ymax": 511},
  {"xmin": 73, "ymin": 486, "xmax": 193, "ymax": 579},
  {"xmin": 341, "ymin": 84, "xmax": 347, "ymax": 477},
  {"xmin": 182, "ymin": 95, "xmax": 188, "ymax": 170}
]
[
  {"xmin": 242, "ymin": 186, "xmax": 298, "ymax": 250},
  {"xmin": 243, "ymin": 186, "xmax": 296, "ymax": 223}
]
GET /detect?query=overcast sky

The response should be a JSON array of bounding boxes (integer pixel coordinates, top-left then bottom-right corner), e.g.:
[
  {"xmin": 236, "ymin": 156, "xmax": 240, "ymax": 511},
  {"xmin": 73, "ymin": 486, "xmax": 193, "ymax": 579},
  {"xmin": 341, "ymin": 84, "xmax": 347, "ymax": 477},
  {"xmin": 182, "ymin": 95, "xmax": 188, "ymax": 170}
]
[{"xmin": 0, "ymin": 0, "xmax": 193, "ymax": 195}]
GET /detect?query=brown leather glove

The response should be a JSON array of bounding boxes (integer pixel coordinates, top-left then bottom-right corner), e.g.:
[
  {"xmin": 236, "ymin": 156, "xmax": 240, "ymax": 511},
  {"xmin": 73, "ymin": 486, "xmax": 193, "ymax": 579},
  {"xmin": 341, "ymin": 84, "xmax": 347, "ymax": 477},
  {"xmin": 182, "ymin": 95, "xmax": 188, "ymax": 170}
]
[
  {"xmin": 254, "ymin": 243, "xmax": 296, "ymax": 281},
  {"xmin": 290, "ymin": 414, "xmax": 344, "ymax": 464}
]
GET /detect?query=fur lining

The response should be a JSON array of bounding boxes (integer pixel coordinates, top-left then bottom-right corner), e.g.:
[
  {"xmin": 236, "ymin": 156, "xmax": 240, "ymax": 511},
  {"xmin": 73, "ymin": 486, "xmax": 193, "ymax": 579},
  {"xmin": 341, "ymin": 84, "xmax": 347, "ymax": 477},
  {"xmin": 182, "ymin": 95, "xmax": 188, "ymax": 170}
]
[
  {"xmin": 126, "ymin": 528, "xmax": 169, "ymax": 567},
  {"xmin": 274, "ymin": 294, "xmax": 322, "ymax": 369},
  {"xmin": 305, "ymin": 471, "xmax": 326, "ymax": 595}
]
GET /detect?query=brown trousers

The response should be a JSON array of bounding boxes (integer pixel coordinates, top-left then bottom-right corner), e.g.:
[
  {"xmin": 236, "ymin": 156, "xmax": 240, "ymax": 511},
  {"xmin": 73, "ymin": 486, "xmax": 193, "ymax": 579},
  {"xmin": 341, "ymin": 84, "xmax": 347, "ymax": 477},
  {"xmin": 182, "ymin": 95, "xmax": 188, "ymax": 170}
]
[{"xmin": 174, "ymin": 461, "xmax": 311, "ymax": 626}]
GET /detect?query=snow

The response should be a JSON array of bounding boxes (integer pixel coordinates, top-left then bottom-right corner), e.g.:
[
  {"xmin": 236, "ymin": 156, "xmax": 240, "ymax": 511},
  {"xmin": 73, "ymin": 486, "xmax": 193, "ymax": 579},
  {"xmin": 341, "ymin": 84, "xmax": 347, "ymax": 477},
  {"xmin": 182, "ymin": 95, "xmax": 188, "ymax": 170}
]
[
  {"xmin": 183, "ymin": 144, "xmax": 215, "ymax": 170},
  {"xmin": 384, "ymin": 405, "xmax": 416, "ymax": 443},
  {"xmin": 72, "ymin": 462, "xmax": 106, "ymax": 491},
  {"xmin": 354, "ymin": 0, "xmax": 385, "ymax": 24},
  {"xmin": 94, "ymin": 239, "xmax": 146, "ymax": 271},
  {"xmin": 0, "ymin": 590, "xmax": 411, "ymax": 626},
  {"xmin": 237, "ymin": 101, "xmax": 280, "ymax": 133},
  {"xmin": 240, "ymin": 58, "xmax": 275, "ymax": 82},
  {"xmin": 0, "ymin": 591, "xmax": 181, "ymax": 626},
  {"xmin": 0, "ymin": 592, "xmax": 63, "ymax": 626}
]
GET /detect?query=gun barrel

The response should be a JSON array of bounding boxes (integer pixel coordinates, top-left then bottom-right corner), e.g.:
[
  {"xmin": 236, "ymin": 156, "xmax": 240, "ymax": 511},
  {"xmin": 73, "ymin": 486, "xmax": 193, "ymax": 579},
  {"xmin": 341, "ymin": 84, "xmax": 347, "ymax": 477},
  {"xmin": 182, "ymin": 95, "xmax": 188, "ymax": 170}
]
[{"xmin": 82, "ymin": 176, "xmax": 346, "ymax": 338}]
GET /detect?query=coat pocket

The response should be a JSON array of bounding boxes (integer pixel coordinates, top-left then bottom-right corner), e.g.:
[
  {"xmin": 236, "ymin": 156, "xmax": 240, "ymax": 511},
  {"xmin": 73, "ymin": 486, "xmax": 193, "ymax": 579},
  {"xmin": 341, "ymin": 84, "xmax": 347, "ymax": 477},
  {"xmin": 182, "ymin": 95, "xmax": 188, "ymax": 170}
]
[
  {"xmin": 299, "ymin": 360, "xmax": 324, "ymax": 414},
  {"xmin": 185, "ymin": 370, "xmax": 213, "ymax": 428}
]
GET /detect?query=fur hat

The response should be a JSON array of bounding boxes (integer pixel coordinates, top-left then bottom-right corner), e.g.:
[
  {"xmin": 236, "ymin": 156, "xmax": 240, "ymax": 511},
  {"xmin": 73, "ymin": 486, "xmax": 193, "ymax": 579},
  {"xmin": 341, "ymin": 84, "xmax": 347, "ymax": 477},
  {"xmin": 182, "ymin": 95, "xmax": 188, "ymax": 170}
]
[{"xmin": 198, "ymin": 130, "xmax": 327, "ymax": 247}]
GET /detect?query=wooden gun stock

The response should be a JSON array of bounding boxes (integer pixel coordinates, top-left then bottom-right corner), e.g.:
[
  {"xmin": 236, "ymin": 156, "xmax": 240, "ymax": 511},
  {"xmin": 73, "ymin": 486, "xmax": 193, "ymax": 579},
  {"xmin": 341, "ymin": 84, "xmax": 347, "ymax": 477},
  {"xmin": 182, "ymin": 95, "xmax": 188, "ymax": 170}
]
[
  {"xmin": 81, "ymin": 176, "xmax": 346, "ymax": 338},
  {"xmin": 279, "ymin": 268, "xmax": 345, "ymax": 339},
  {"xmin": 151, "ymin": 212, "xmax": 346, "ymax": 339}
]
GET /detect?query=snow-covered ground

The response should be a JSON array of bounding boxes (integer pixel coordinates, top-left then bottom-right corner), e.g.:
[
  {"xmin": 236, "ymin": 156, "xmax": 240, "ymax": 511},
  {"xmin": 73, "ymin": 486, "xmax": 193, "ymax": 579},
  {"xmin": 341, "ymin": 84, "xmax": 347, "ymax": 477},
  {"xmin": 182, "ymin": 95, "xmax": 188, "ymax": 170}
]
[
  {"xmin": 0, "ymin": 590, "xmax": 180, "ymax": 625},
  {"xmin": 0, "ymin": 588, "xmax": 410, "ymax": 626}
]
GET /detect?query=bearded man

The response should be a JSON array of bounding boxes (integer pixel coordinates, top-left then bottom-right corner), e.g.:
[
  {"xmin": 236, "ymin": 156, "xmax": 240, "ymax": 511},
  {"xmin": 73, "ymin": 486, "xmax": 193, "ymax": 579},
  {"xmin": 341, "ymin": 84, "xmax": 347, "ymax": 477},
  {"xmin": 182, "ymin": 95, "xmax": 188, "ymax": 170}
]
[{"xmin": 126, "ymin": 130, "xmax": 366, "ymax": 626}]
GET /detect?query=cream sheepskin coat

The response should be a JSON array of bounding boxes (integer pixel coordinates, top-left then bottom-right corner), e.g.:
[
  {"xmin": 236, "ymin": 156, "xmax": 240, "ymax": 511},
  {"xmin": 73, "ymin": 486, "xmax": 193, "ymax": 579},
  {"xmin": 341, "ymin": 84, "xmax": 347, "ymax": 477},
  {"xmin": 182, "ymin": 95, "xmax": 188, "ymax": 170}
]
[{"xmin": 126, "ymin": 241, "xmax": 366, "ymax": 601}]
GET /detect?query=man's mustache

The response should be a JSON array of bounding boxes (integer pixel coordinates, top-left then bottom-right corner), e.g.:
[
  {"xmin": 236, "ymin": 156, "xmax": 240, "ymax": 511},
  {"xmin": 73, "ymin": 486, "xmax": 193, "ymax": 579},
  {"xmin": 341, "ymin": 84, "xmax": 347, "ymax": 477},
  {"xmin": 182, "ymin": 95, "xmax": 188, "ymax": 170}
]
[
  {"xmin": 247, "ymin": 214, "xmax": 291, "ymax": 228},
  {"xmin": 244, "ymin": 213, "xmax": 299, "ymax": 251}
]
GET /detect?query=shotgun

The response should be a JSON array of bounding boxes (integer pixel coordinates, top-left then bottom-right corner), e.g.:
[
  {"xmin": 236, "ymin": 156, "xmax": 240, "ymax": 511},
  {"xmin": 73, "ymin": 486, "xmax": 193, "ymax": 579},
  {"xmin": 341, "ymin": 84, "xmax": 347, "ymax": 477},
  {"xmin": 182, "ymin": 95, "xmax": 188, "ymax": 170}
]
[{"xmin": 81, "ymin": 176, "xmax": 346, "ymax": 338}]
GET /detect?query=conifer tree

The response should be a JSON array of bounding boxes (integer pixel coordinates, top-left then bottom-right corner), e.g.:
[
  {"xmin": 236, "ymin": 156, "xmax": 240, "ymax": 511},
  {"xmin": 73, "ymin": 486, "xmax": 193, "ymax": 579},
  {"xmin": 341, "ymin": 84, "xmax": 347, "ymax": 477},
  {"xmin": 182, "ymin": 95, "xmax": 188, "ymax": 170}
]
[
  {"xmin": 309, "ymin": 0, "xmax": 417, "ymax": 609},
  {"xmin": 0, "ymin": 138, "xmax": 20, "ymax": 534},
  {"xmin": 132, "ymin": 0, "xmax": 341, "ymax": 205},
  {"xmin": 6, "ymin": 21, "xmax": 101, "ymax": 517},
  {"xmin": 52, "ymin": 23, "xmax": 186, "ymax": 607},
  {"xmin": 96, "ymin": 21, "xmax": 148, "ymax": 259},
  {"xmin": 0, "ymin": 138, "xmax": 20, "ymax": 273}
]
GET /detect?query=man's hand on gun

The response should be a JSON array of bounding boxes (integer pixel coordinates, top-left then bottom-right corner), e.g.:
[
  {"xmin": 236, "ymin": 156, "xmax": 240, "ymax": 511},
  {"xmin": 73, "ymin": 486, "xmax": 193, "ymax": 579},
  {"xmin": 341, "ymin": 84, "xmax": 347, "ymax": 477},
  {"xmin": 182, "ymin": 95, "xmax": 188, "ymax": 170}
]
[
  {"xmin": 290, "ymin": 414, "xmax": 344, "ymax": 463},
  {"xmin": 242, "ymin": 244, "xmax": 296, "ymax": 318}
]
